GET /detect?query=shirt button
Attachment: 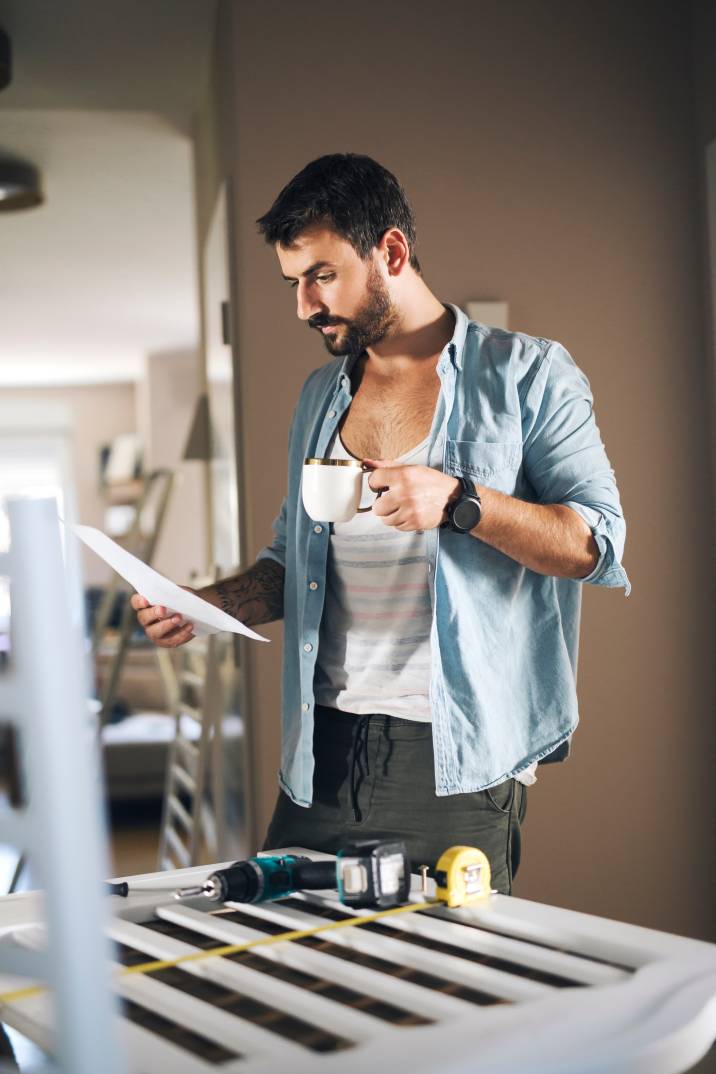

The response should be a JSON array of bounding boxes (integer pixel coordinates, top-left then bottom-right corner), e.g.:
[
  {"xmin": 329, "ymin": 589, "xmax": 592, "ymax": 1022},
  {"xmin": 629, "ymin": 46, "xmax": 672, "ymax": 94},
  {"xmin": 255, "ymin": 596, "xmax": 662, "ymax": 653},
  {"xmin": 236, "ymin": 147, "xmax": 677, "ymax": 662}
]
[
  {"xmin": 313, "ymin": 524, "xmax": 323, "ymax": 534},
  {"xmin": 328, "ymin": 410, "xmax": 336, "ymax": 418},
  {"xmin": 301, "ymin": 702, "xmax": 309, "ymax": 712},
  {"xmin": 309, "ymin": 581, "xmax": 318, "ymax": 590},
  {"xmin": 303, "ymin": 642, "xmax": 313, "ymax": 653}
]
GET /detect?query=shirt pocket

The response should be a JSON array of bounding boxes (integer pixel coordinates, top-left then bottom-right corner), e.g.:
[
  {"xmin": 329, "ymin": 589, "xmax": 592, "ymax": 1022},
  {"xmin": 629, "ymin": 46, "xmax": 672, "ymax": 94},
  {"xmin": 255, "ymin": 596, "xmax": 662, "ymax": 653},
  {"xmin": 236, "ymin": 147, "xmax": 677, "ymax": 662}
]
[{"xmin": 445, "ymin": 440, "xmax": 522, "ymax": 493}]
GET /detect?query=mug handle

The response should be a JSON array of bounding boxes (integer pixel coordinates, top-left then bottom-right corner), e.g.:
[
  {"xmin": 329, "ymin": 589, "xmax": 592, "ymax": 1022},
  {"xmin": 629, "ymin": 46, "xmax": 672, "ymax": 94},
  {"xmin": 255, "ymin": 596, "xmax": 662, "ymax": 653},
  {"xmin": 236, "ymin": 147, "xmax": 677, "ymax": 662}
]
[{"xmin": 356, "ymin": 463, "xmax": 385, "ymax": 513}]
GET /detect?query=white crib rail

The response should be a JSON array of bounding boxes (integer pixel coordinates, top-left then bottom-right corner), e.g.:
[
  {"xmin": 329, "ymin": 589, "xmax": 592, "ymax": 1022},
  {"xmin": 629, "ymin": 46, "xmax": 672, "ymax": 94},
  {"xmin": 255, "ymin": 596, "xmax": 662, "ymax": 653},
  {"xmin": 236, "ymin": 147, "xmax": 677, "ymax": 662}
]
[{"xmin": 0, "ymin": 498, "xmax": 125, "ymax": 1074}]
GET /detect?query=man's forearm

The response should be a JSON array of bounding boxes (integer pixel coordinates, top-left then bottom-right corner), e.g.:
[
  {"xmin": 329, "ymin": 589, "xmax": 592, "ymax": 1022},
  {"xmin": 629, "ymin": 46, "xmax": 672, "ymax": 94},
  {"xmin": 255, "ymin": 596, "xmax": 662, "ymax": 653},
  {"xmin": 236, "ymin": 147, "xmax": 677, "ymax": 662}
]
[
  {"xmin": 199, "ymin": 558, "xmax": 285, "ymax": 626},
  {"xmin": 470, "ymin": 485, "xmax": 599, "ymax": 579}
]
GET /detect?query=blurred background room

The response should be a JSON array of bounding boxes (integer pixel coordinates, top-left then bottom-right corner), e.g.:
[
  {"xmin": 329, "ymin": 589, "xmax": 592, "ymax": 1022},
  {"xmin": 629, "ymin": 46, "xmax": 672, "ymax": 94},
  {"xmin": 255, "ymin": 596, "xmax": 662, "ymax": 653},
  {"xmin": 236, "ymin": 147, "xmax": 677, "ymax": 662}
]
[{"xmin": 0, "ymin": 0, "xmax": 713, "ymax": 981}]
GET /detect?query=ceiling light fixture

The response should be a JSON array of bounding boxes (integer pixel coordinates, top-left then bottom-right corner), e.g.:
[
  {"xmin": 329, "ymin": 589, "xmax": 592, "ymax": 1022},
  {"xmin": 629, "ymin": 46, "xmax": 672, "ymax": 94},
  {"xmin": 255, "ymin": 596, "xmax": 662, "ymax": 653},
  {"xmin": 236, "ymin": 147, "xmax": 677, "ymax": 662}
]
[
  {"xmin": 0, "ymin": 28, "xmax": 10, "ymax": 91},
  {"xmin": 0, "ymin": 30, "xmax": 44, "ymax": 211},
  {"xmin": 0, "ymin": 158, "xmax": 44, "ymax": 211}
]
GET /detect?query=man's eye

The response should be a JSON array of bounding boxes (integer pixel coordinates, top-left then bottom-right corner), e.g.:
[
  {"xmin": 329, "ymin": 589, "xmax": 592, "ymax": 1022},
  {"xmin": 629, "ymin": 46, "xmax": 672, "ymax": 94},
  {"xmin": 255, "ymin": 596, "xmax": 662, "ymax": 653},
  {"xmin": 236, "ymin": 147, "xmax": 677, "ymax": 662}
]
[
  {"xmin": 289, "ymin": 281, "xmax": 298, "ymax": 288},
  {"xmin": 316, "ymin": 274, "xmax": 334, "ymax": 283}
]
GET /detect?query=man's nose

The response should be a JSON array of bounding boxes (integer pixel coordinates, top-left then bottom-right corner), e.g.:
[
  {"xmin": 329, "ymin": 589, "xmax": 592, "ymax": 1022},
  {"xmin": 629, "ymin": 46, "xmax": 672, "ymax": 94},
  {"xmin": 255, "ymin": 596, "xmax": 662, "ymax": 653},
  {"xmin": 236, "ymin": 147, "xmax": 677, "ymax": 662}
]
[{"xmin": 296, "ymin": 282, "xmax": 323, "ymax": 321}]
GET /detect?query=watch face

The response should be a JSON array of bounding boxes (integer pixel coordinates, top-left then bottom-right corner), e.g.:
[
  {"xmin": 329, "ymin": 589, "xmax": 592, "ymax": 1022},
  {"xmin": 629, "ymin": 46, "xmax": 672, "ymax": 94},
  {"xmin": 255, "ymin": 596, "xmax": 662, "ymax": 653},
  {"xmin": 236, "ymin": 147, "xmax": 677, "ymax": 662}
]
[{"xmin": 453, "ymin": 498, "xmax": 481, "ymax": 531}]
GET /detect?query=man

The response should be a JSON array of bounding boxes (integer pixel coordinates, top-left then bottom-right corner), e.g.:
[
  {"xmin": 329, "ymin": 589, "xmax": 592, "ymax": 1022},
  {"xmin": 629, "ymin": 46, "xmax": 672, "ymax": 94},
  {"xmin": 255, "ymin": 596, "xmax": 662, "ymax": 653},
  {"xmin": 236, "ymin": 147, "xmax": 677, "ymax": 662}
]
[{"xmin": 133, "ymin": 154, "xmax": 629, "ymax": 895}]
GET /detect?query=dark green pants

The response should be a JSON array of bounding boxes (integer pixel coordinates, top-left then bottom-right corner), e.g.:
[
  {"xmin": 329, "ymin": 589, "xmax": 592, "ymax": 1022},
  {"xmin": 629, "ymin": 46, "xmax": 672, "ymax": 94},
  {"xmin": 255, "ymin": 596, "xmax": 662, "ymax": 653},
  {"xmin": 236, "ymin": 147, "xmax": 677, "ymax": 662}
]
[{"xmin": 263, "ymin": 706, "xmax": 527, "ymax": 895}]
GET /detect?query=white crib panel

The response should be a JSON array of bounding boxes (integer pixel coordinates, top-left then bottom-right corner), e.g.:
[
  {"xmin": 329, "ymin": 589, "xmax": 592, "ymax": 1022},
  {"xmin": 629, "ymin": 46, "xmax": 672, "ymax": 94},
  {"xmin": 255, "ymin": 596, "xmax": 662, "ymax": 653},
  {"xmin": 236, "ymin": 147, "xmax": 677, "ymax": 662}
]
[
  {"xmin": 222, "ymin": 898, "xmax": 552, "ymax": 1003},
  {"xmin": 114, "ymin": 964, "xmax": 290, "ymax": 1063},
  {"xmin": 107, "ymin": 917, "xmax": 392, "ymax": 1046},
  {"xmin": 289, "ymin": 891, "xmax": 629, "ymax": 986},
  {"xmin": 160, "ymin": 902, "xmax": 479, "ymax": 1022}
]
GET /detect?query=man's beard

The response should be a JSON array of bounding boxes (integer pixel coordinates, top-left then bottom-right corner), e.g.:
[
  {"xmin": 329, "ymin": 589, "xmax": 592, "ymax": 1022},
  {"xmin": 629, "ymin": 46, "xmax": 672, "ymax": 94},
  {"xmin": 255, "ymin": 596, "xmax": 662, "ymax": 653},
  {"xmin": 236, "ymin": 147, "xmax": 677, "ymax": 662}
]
[{"xmin": 309, "ymin": 265, "xmax": 398, "ymax": 357}]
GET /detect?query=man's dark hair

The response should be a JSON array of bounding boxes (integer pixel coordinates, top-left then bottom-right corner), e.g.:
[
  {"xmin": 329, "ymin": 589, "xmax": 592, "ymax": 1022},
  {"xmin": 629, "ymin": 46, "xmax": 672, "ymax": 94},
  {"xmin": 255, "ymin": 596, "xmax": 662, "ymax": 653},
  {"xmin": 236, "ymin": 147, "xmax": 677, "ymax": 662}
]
[{"xmin": 256, "ymin": 153, "xmax": 421, "ymax": 273}]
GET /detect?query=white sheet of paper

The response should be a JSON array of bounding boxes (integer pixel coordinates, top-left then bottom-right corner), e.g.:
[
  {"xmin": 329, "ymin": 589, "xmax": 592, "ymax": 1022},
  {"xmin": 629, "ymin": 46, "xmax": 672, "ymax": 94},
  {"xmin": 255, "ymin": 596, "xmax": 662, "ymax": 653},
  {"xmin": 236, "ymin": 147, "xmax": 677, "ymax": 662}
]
[{"xmin": 70, "ymin": 523, "xmax": 268, "ymax": 642}]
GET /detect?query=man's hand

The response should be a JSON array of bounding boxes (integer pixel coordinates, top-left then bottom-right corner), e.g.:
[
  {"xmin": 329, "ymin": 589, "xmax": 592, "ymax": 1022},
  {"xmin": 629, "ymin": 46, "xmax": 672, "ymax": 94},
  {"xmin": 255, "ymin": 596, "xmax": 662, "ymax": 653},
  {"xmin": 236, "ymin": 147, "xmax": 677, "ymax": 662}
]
[
  {"xmin": 131, "ymin": 559, "xmax": 285, "ymax": 649},
  {"xmin": 365, "ymin": 460, "xmax": 459, "ymax": 532},
  {"xmin": 130, "ymin": 590, "xmax": 198, "ymax": 649}
]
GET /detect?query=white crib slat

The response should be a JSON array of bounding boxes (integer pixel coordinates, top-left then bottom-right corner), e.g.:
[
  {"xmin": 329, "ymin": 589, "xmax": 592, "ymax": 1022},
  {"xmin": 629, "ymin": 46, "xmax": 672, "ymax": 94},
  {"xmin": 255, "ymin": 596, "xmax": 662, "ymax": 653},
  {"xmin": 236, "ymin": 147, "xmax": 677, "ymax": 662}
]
[
  {"xmin": 294, "ymin": 894, "xmax": 628, "ymax": 987},
  {"xmin": 223, "ymin": 899, "xmax": 551, "ymax": 1003},
  {"xmin": 108, "ymin": 917, "xmax": 385, "ymax": 1045},
  {"xmin": 111, "ymin": 958, "xmax": 306, "ymax": 1062},
  {"xmin": 0, "ymin": 988, "xmax": 55, "ymax": 1057},
  {"xmin": 118, "ymin": 1018, "xmax": 217, "ymax": 1074},
  {"xmin": 450, "ymin": 897, "xmax": 659, "ymax": 967},
  {"xmin": 0, "ymin": 980, "xmax": 215, "ymax": 1074},
  {"xmin": 159, "ymin": 902, "xmax": 477, "ymax": 1022}
]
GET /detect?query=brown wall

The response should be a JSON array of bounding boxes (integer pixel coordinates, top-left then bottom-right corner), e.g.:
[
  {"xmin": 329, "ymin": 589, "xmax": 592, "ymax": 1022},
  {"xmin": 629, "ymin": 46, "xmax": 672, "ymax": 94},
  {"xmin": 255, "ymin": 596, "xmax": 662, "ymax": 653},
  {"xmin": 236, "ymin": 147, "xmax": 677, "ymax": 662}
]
[{"xmin": 197, "ymin": 0, "xmax": 715, "ymax": 940}]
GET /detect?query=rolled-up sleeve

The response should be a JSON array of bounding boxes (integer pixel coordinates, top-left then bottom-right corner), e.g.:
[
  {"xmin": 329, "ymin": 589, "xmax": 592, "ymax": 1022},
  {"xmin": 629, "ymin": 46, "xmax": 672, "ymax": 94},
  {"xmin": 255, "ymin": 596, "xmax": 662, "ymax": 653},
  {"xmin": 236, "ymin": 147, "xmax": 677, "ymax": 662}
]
[{"xmin": 521, "ymin": 342, "xmax": 630, "ymax": 595}]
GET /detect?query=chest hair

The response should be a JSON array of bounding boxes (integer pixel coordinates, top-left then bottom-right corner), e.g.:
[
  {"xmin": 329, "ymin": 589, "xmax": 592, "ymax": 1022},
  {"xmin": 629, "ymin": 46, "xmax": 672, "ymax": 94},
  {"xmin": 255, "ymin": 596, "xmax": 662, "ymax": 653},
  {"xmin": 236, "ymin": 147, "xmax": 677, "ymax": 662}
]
[{"xmin": 339, "ymin": 366, "xmax": 440, "ymax": 459}]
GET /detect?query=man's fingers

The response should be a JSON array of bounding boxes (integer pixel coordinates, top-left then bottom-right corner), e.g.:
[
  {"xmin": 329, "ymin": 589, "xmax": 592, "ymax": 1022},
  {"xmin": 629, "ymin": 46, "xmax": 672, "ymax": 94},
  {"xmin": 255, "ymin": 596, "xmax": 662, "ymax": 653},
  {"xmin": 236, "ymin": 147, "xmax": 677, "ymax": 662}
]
[
  {"xmin": 365, "ymin": 460, "xmax": 402, "ymax": 492},
  {"xmin": 367, "ymin": 470, "xmax": 394, "ymax": 492},
  {"xmin": 130, "ymin": 592, "xmax": 194, "ymax": 648},
  {"xmin": 372, "ymin": 489, "xmax": 400, "ymax": 516},
  {"xmin": 135, "ymin": 604, "xmax": 170, "ymax": 629},
  {"xmin": 148, "ymin": 619, "xmax": 195, "ymax": 647},
  {"xmin": 147, "ymin": 614, "xmax": 189, "ymax": 639},
  {"xmin": 159, "ymin": 623, "xmax": 195, "ymax": 648}
]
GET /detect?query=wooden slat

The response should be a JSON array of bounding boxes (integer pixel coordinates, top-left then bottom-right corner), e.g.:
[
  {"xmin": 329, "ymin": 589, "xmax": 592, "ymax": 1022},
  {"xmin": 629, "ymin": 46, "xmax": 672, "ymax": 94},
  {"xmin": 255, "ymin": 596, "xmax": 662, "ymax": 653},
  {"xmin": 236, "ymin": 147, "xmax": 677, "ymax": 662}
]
[
  {"xmin": 165, "ymin": 827, "xmax": 191, "ymax": 869},
  {"xmin": 167, "ymin": 794, "xmax": 193, "ymax": 833},
  {"xmin": 170, "ymin": 764, "xmax": 196, "ymax": 795}
]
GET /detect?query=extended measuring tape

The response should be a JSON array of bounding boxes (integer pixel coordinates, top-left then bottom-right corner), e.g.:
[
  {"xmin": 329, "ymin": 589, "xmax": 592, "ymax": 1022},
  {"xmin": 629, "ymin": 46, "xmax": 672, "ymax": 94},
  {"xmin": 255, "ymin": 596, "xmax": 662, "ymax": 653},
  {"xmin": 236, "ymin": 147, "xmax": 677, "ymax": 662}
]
[{"xmin": 0, "ymin": 846, "xmax": 491, "ymax": 1007}]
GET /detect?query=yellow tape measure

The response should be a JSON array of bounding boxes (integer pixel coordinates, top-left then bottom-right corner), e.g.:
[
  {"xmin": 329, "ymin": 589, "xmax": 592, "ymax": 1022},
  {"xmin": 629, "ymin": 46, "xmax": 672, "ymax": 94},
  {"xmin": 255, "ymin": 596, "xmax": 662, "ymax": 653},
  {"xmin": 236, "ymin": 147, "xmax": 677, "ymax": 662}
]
[{"xmin": 0, "ymin": 846, "xmax": 491, "ymax": 1007}]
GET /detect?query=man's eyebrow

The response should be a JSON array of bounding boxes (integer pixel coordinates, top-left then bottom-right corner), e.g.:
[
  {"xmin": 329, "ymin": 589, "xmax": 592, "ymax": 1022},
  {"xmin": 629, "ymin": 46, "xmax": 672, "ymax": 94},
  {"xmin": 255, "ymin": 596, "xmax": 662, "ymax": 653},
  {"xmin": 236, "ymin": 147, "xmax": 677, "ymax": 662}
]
[{"xmin": 281, "ymin": 260, "xmax": 334, "ymax": 282}]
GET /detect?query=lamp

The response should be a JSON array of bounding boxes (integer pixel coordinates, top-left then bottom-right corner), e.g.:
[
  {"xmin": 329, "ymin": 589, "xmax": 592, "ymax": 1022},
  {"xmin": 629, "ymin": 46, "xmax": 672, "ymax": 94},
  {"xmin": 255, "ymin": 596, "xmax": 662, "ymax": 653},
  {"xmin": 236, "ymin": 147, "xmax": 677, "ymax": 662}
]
[
  {"xmin": 0, "ymin": 158, "xmax": 44, "ymax": 212},
  {"xmin": 0, "ymin": 28, "xmax": 10, "ymax": 91},
  {"xmin": 0, "ymin": 31, "xmax": 44, "ymax": 211}
]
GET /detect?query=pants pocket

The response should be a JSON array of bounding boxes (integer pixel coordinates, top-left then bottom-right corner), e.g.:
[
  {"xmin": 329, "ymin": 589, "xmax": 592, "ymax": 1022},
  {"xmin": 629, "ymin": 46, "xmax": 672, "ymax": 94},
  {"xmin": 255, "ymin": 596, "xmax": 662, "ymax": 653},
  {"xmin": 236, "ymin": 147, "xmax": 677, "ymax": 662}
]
[{"xmin": 484, "ymin": 778, "xmax": 516, "ymax": 814}]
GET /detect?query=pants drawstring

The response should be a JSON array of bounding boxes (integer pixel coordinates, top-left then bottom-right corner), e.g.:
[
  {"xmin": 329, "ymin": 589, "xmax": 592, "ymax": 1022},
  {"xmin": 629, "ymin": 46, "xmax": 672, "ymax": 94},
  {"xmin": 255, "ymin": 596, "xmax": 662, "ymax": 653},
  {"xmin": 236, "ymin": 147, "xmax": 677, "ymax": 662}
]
[
  {"xmin": 349, "ymin": 715, "xmax": 371, "ymax": 822},
  {"xmin": 382, "ymin": 718, "xmax": 394, "ymax": 776}
]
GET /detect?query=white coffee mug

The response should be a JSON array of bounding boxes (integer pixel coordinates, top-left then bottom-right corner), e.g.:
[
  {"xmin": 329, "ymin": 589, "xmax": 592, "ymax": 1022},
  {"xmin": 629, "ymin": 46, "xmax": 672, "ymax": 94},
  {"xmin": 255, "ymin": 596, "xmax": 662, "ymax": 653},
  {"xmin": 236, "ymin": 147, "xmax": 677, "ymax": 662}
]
[{"xmin": 302, "ymin": 457, "xmax": 381, "ymax": 523}]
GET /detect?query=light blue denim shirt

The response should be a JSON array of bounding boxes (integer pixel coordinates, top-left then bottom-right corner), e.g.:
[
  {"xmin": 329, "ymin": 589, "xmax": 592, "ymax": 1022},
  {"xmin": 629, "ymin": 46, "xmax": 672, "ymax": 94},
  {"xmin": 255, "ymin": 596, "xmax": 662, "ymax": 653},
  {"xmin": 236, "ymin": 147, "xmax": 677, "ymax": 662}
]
[{"xmin": 258, "ymin": 304, "xmax": 630, "ymax": 806}]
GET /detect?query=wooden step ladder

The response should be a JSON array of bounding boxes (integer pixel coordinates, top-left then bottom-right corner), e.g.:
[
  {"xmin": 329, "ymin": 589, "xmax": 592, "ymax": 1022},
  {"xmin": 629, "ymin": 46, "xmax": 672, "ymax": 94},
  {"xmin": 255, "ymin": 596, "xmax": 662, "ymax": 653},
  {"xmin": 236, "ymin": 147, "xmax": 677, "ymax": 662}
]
[{"xmin": 156, "ymin": 576, "xmax": 227, "ymax": 870}]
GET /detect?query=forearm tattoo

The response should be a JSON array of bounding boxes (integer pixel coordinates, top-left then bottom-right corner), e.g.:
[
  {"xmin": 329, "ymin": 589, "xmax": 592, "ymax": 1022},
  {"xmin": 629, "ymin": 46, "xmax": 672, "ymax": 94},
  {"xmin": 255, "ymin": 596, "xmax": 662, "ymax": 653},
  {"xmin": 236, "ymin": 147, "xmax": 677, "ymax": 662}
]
[{"xmin": 216, "ymin": 559, "xmax": 285, "ymax": 626}]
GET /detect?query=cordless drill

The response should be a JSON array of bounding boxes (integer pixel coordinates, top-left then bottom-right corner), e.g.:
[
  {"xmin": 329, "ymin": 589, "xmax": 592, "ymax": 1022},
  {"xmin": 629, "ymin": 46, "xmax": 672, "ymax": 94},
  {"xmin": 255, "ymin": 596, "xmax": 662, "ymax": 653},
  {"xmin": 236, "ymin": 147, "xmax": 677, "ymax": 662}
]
[{"xmin": 174, "ymin": 839, "xmax": 410, "ymax": 909}]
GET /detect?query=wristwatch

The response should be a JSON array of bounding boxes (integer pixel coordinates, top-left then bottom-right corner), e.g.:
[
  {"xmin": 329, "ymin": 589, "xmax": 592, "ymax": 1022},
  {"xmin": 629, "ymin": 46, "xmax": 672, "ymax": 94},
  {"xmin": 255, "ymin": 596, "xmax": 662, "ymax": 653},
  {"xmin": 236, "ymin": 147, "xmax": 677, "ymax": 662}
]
[{"xmin": 441, "ymin": 475, "xmax": 482, "ymax": 533}]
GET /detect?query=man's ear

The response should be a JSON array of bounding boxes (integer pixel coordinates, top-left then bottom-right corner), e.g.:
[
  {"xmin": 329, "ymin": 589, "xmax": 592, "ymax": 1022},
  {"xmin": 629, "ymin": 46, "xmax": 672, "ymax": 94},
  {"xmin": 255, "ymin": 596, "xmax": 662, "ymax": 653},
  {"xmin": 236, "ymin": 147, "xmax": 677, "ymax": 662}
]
[{"xmin": 378, "ymin": 228, "xmax": 411, "ymax": 277}]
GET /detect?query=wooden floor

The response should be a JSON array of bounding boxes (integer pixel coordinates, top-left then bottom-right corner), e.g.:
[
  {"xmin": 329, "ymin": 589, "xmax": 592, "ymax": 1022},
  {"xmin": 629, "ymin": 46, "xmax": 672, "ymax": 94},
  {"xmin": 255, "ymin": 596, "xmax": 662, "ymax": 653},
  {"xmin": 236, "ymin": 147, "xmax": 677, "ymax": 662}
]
[{"xmin": 107, "ymin": 797, "xmax": 162, "ymax": 877}]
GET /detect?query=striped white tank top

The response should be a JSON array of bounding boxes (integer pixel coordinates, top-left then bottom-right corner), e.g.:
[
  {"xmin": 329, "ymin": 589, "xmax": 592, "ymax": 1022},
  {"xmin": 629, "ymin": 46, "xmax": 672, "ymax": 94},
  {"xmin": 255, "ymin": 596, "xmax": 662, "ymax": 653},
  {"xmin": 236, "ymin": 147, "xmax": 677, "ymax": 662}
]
[{"xmin": 314, "ymin": 431, "xmax": 435, "ymax": 721}]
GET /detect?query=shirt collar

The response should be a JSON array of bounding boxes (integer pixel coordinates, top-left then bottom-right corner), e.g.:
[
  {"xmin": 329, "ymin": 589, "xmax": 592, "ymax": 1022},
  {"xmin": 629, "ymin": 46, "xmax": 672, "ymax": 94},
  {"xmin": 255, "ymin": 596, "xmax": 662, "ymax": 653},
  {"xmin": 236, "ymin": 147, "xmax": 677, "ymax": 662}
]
[
  {"xmin": 336, "ymin": 300, "xmax": 470, "ymax": 386},
  {"xmin": 442, "ymin": 303, "xmax": 469, "ymax": 371}
]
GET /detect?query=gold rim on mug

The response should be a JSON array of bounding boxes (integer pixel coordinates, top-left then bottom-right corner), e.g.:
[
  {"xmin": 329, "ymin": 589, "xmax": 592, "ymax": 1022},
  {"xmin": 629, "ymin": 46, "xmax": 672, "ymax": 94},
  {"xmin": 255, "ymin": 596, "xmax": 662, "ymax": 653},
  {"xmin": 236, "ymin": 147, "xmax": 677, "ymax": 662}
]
[{"xmin": 304, "ymin": 457, "xmax": 365, "ymax": 467}]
